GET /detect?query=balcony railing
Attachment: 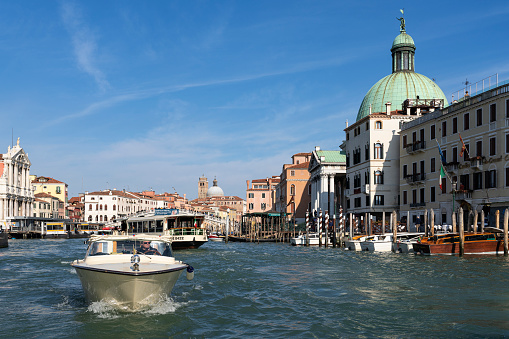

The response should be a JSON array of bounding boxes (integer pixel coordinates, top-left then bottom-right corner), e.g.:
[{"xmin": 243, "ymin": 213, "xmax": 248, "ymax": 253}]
[
  {"xmin": 405, "ymin": 140, "xmax": 426, "ymax": 154},
  {"xmin": 404, "ymin": 173, "xmax": 426, "ymax": 184},
  {"xmin": 410, "ymin": 202, "xmax": 426, "ymax": 208},
  {"xmin": 470, "ymin": 156, "xmax": 483, "ymax": 170},
  {"xmin": 445, "ymin": 161, "xmax": 459, "ymax": 173},
  {"xmin": 455, "ymin": 189, "xmax": 473, "ymax": 200}
]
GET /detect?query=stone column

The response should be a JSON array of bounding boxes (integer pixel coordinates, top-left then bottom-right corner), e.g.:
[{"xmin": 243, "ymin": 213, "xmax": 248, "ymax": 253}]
[{"xmin": 329, "ymin": 175, "xmax": 335, "ymax": 215}]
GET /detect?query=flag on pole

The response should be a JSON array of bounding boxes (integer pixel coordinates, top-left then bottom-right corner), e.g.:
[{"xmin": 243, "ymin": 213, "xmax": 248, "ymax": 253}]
[
  {"xmin": 459, "ymin": 133, "xmax": 467, "ymax": 157},
  {"xmin": 436, "ymin": 140, "xmax": 447, "ymax": 164},
  {"xmin": 439, "ymin": 165, "xmax": 446, "ymax": 190}
]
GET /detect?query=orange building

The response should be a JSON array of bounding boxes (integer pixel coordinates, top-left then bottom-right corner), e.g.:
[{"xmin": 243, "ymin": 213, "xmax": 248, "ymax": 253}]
[{"xmin": 276, "ymin": 153, "xmax": 311, "ymax": 224}]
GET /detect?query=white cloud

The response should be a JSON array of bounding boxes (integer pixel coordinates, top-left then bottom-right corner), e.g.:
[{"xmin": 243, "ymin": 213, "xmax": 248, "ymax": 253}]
[{"xmin": 60, "ymin": 2, "xmax": 110, "ymax": 91}]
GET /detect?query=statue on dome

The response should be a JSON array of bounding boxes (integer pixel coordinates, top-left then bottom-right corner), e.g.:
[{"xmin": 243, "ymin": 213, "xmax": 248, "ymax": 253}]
[{"xmin": 397, "ymin": 9, "xmax": 405, "ymax": 32}]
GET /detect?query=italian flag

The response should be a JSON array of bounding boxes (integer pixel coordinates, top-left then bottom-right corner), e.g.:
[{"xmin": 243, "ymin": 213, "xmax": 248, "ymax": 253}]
[{"xmin": 439, "ymin": 166, "xmax": 446, "ymax": 190}]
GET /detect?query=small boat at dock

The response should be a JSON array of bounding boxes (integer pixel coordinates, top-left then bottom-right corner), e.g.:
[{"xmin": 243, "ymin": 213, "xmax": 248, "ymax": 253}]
[
  {"xmin": 208, "ymin": 232, "xmax": 225, "ymax": 242},
  {"xmin": 290, "ymin": 232, "xmax": 321, "ymax": 246},
  {"xmin": 71, "ymin": 234, "xmax": 194, "ymax": 310},
  {"xmin": 413, "ymin": 231, "xmax": 504, "ymax": 255}
]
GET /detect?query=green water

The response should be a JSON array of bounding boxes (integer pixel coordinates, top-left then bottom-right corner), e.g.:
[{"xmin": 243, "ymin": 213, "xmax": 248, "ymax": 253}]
[{"xmin": 1, "ymin": 238, "xmax": 508, "ymax": 338}]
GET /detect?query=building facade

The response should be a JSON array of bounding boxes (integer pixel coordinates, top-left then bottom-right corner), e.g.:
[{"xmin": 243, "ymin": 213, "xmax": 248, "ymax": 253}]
[
  {"xmin": 400, "ymin": 79, "xmax": 509, "ymax": 228},
  {"xmin": 308, "ymin": 147, "xmax": 346, "ymax": 216},
  {"xmin": 245, "ymin": 176, "xmax": 280, "ymax": 213},
  {"xmin": 275, "ymin": 153, "xmax": 312, "ymax": 224},
  {"xmin": 31, "ymin": 176, "xmax": 69, "ymax": 217},
  {"xmin": 0, "ymin": 139, "xmax": 34, "ymax": 229}
]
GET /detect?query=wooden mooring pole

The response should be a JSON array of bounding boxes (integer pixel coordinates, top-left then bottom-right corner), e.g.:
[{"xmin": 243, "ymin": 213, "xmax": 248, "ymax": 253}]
[
  {"xmin": 504, "ymin": 208, "xmax": 508, "ymax": 257},
  {"xmin": 452, "ymin": 211, "xmax": 457, "ymax": 233},
  {"xmin": 473, "ymin": 210, "xmax": 478, "ymax": 233},
  {"xmin": 430, "ymin": 209, "xmax": 435, "ymax": 237},
  {"xmin": 459, "ymin": 208, "xmax": 464, "ymax": 257},
  {"xmin": 496, "ymin": 209, "xmax": 500, "ymax": 229},
  {"xmin": 392, "ymin": 210, "xmax": 397, "ymax": 252},
  {"xmin": 480, "ymin": 210, "xmax": 485, "ymax": 233}
]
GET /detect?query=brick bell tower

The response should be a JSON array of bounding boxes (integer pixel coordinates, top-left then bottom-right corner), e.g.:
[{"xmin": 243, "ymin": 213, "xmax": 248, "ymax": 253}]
[{"xmin": 198, "ymin": 175, "xmax": 208, "ymax": 199}]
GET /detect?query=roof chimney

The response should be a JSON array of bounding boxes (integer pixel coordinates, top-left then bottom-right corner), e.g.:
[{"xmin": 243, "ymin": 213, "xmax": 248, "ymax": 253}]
[
  {"xmin": 315, "ymin": 146, "xmax": 321, "ymax": 151},
  {"xmin": 246, "ymin": 180, "xmax": 250, "ymax": 190},
  {"xmin": 385, "ymin": 102, "xmax": 392, "ymax": 115}
]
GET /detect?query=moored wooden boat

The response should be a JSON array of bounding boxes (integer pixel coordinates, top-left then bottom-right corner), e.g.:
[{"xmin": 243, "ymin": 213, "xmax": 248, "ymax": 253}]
[{"xmin": 413, "ymin": 232, "xmax": 503, "ymax": 255}]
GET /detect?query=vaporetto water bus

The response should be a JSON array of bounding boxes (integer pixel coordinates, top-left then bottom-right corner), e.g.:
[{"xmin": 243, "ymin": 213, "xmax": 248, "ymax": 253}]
[{"xmin": 126, "ymin": 209, "xmax": 208, "ymax": 250}]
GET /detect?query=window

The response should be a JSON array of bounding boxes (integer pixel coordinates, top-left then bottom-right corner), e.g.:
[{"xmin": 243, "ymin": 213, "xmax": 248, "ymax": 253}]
[
  {"xmin": 366, "ymin": 122, "xmax": 369, "ymax": 130},
  {"xmin": 431, "ymin": 158, "xmax": 435, "ymax": 173},
  {"xmin": 308, "ymin": 184, "xmax": 312, "ymax": 195},
  {"xmin": 374, "ymin": 143, "xmax": 383, "ymax": 159},
  {"xmin": 412, "ymin": 189, "xmax": 417, "ymax": 204},
  {"xmin": 261, "ymin": 203, "xmax": 266, "ymax": 210},
  {"xmin": 365, "ymin": 144, "xmax": 370, "ymax": 160},
  {"xmin": 248, "ymin": 193, "xmax": 254, "ymax": 199},
  {"xmin": 403, "ymin": 164, "xmax": 408, "ymax": 177},
  {"xmin": 476, "ymin": 140, "xmax": 483, "ymax": 157},
  {"xmin": 420, "ymin": 188, "xmax": 425, "ymax": 203},
  {"xmin": 88, "ymin": 216, "xmax": 92, "ymax": 221},
  {"xmin": 375, "ymin": 121, "xmax": 382, "ymax": 129},
  {"xmin": 366, "ymin": 195, "xmax": 370, "ymax": 207},
  {"xmin": 441, "ymin": 121, "xmax": 447, "ymax": 137},
  {"xmin": 354, "ymin": 197, "xmax": 361, "ymax": 208},
  {"xmin": 506, "ymin": 167, "xmax": 509, "ymax": 187},
  {"xmin": 104, "ymin": 204, "xmax": 108, "ymax": 211},
  {"xmin": 490, "ymin": 137, "xmax": 496, "ymax": 156},
  {"xmin": 96, "ymin": 204, "xmax": 98, "ymax": 211},
  {"xmin": 473, "ymin": 172, "xmax": 483, "ymax": 190},
  {"xmin": 56, "ymin": 186, "xmax": 61, "ymax": 194},
  {"xmin": 403, "ymin": 191, "xmax": 408, "ymax": 204},
  {"xmin": 430, "ymin": 186, "xmax": 435, "ymax": 202},
  {"xmin": 374, "ymin": 195, "xmax": 384, "ymax": 206},
  {"xmin": 261, "ymin": 193, "xmax": 265, "ymax": 199},
  {"xmin": 441, "ymin": 178, "xmax": 447, "ymax": 194},
  {"xmin": 506, "ymin": 99, "xmax": 509, "ymax": 118},
  {"xmin": 113, "ymin": 205, "xmax": 116, "ymax": 211},
  {"xmin": 506, "ymin": 134, "xmax": 509, "ymax": 154},
  {"xmin": 89, "ymin": 204, "xmax": 92, "ymax": 211},
  {"xmin": 403, "ymin": 135, "xmax": 407, "ymax": 148},
  {"xmin": 490, "ymin": 103, "xmax": 497, "ymax": 122},
  {"xmin": 100, "ymin": 204, "xmax": 103, "ymax": 211},
  {"xmin": 452, "ymin": 147, "xmax": 458, "ymax": 163},
  {"xmin": 290, "ymin": 170, "xmax": 295, "ymax": 176},
  {"xmin": 476, "ymin": 108, "xmax": 483, "ymax": 126},
  {"xmin": 464, "ymin": 113, "xmax": 470, "ymax": 130},
  {"xmin": 485, "ymin": 170, "xmax": 497, "ymax": 189},
  {"xmin": 290, "ymin": 185, "xmax": 295, "ymax": 196},
  {"xmin": 430, "ymin": 125, "xmax": 435, "ymax": 140},
  {"xmin": 459, "ymin": 174, "xmax": 470, "ymax": 190},
  {"xmin": 452, "ymin": 117, "xmax": 458, "ymax": 134},
  {"xmin": 464, "ymin": 144, "xmax": 470, "ymax": 161},
  {"xmin": 374, "ymin": 170, "xmax": 384, "ymax": 184},
  {"xmin": 365, "ymin": 171, "xmax": 369, "ymax": 185},
  {"xmin": 248, "ymin": 203, "xmax": 254, "ymax": 210}
]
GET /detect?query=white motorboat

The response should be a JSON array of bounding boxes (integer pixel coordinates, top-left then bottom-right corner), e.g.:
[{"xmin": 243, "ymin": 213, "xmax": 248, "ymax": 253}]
[
  {"xmin": 393, "ymin": 235, "xmax": 423, "ymax": 253},
  {"xmin": 208, "ymin": 232, "xmax": 225, "ymax": 242},
  {"xmin": 360, "ymin": 233, "xmax": 425, "ymax": 252},
  {"xmin": 344, "ymin": 235, "xmax": 371, "ymax": 251},
  {"xmin": 291, "ymin": 232, "xmax": 321, "ymax": 246},
  {"xmin": 71, "ymin": 234, "xmax": 194, "ymax": 310}
]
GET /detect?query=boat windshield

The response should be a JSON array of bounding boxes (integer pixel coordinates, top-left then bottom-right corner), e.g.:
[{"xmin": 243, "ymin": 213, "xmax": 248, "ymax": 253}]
[{"xmin": 87, "ymin": 240, "xmax": 173, "ymax": 257}]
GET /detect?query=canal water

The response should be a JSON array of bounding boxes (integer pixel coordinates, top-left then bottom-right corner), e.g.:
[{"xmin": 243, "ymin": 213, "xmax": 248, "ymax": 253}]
[{"xmin": 1, "ymin": 238, "xmax": 508, "ymax": 338}]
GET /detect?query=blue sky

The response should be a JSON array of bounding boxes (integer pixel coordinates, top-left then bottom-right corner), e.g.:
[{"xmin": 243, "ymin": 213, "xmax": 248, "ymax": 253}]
[{"xmin": 1, "ymin": 1, "xmax": 509, "ymax": 199}]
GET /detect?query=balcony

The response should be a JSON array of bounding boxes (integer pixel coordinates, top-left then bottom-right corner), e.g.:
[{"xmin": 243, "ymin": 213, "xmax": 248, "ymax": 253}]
[
  {"xmin": 404, "ymin": 173, "xmax": 426, "ymax": 184},
  {"xmin": 405, "ymin": 140, "xmax": 426, "ymax": 154},
  {"xmin": 455, "ymin": 189, "xmax": 473, "ymax": 201},
  {"xmin": 470, "ymin": 156, "xmax": 483, "ymax": 170},
  {"xmin": 445, "ymin": 161, "xmax": 459, "ymax": 173},
  {"xmin": 489, "ymin": 121, "xmax": 497, "ymax": 131},
  {"xmin": 410, "ymin": 202, "xmax": 426, "ymax": 208}
]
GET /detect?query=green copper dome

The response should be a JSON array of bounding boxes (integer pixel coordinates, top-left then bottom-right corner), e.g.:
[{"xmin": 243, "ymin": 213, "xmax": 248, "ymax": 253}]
[
  {"xmin": 392, "ymin": 32, "xmax": 415, "ymax": 50},
  {"xmin": 356, "ymin": 26, "xmax": 448, "ymax": 122},
  {"xmin": 356, "ymin": 72, "xmax": 447, "ymax": 121}
]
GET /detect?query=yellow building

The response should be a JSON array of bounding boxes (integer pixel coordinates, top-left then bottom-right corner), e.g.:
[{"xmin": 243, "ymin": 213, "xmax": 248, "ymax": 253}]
[{"xmin": 30, "ymin": 176, "xmax": 68, "ymax": 217}]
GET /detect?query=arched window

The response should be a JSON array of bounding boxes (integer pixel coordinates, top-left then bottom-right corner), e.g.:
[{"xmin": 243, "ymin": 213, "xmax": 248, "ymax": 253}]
[
  {"xmin": 375, "ymin": 121, "xmax": 382, "ymax": 129},
  {"xmin": 99, "ymin": 204, "xmax": 103, "ymax": 211},
  {"xmin": 96, "ymin": 204, "xmax": 98, "ymax": 211},
  {"xmin": 89, "ymin": 204, "xmax": 92, "ymax": 211},
  {"xmin": 374, "ymin": 170, "xmax": 384, "ymax": 184},
  {"xmin": 113, "ymin": 205, "xmax": 116, "ymax": 211},
  {"xmin": 95, "ymin": 216, "xmax": 98, "ymax": 222},
  {"xmin": 290, "ymin": 184, "xmax": 295, "ymax": 196},
  {"xmin": 105, "ymin": 204, "xmax": 108, "ymax": 211},
  {"xmin": 88, "ymin": 215, "xmax": 92, "ymax": 221},
  {"xmin": 100, "ymin": 215, "xmax": 103, "ymax": 222},
  {"xmin": 104, "ymin": 215, "xmax": 108, "ymax": 222},
  {"xmin": 374, "ymin": 143, "xmax": 384, "ymax": 159}
]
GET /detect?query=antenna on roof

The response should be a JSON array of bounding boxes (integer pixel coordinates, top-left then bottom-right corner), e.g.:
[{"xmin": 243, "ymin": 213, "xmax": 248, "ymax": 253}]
[{"xmin": 464, "ymin": 78, "xmax": 470, "ymax": 87}]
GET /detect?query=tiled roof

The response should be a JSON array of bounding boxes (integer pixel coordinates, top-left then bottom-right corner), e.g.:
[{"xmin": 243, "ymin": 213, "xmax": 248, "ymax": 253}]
[
  {"xmin": 32, "ymin": 176, "xmax": 65, "ymax": 184},
  {"xmin": 287, "ymin": 162, "xmax": 310, "ymax": 169},
  {"xmin": 35, "ymin": 192, "xmax": 55, "ymax": 198}
]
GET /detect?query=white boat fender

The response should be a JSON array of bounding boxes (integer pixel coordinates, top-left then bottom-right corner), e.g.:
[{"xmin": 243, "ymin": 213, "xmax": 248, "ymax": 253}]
[{"xmin": 186, "ymin": 265, "xmax": 194, "ymax": 280}]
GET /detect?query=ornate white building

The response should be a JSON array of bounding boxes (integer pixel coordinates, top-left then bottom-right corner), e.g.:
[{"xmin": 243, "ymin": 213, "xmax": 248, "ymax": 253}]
[{"xmin": 0, "ymin": 139, "xmax": 34, "ymax": 229}]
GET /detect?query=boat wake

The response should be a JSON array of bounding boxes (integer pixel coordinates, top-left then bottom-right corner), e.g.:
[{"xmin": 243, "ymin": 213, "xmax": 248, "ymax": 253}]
[{"xmin": 87, "ymin": 295, "xmax": 192, "ymax": 317}]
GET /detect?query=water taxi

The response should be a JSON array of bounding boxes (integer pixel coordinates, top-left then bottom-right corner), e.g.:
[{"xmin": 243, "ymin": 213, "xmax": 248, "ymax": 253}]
[
  {"xmin": 71, "ymin": 234, "xmax": 193, "ymax": 310},
  {"xmin": 412, "ymin": 231, "xmax": 503, "ymax": 255},
  {"xmin": 127, "ymin": 209, "xmax": 208, "ymax": 250},
  {"xmin": 290, "ymin": 232, "xmax": 321, "ymax": 246}
]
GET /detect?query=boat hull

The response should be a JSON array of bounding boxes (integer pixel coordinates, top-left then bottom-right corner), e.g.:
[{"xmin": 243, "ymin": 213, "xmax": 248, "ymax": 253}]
[
  {"xmin": 0, "ymin": 231, "xmax": 8, "ymax": 248},
  {"xmin": 413, "ymin": 240, "xmax": 504, "ymax": 255},
  {"xmin": 344, "ymin": 240, "xmax": 362, "ymax": 251},
  {"xmin": 360, "ymin": 241, "xmax": 393, "ymax": 252},
  {"xmin": 73, "ymin": 263, "xmax": 186, "ymax": 309}
]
